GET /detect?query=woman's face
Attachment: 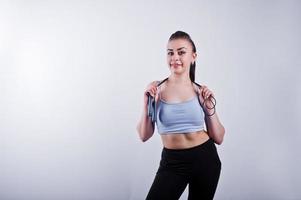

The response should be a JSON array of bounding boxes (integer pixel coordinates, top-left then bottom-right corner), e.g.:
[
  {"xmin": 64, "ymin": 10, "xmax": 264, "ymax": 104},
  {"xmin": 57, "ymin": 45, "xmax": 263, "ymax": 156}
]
[{"xmin": 167, "ymin": 38, "xmax": 197, "ymax": 76}]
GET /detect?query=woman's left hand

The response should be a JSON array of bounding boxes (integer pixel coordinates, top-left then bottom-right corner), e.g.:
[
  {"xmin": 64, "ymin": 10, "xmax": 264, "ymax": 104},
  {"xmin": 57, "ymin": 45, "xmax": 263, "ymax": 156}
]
[{"xmin": 197, "ymin": 85, "xmax": 215, "ymax": 112}]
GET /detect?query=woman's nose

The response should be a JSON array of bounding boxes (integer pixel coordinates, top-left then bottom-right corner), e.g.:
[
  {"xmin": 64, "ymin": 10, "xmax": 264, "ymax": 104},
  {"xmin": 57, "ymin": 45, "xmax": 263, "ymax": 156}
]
[{"xmin": 171, "ymin": 54, "xmax": 179, "ymax": 61}]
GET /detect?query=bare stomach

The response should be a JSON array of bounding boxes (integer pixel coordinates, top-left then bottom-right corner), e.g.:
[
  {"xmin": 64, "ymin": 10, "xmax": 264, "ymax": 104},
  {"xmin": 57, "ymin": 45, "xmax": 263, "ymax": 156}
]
[{"xmin": 160, "ymin": 130, "xmax": 210, "ymax": 149}]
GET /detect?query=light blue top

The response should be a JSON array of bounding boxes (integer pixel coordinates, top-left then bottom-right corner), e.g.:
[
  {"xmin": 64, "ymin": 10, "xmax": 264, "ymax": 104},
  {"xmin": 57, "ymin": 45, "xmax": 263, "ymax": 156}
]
[{"xmin": 156, "ymin": 95, "xmax": 205, "ymax": 135}]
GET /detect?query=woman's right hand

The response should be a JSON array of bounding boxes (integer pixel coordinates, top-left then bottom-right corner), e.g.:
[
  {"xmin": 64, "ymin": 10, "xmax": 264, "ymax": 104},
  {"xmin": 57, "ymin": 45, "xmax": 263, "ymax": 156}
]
[{"xmin": 143, "ymin": 81, "xmax": 159, "ymax": 106}]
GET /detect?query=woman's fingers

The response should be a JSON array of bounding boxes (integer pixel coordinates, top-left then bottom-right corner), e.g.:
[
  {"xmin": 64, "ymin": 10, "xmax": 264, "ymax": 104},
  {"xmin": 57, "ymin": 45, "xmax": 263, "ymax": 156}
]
[
  {"xmin": 205, "ymin": 90, "xmax": 212, "ymax": 99},
  {"xmin": 151, "ymin": 87, "xmax": 157, "ymax": 97},
  {"xmin": 200, "ymin": 85, "xmax": 214, "ymax": 99},
  {"xmin": 199, "ymin": 85, "xmax": 215, "ymax": 100},
  {"xmin": 198, "ymin": 85, "xmax": 216, "ymax": 112},
  {"xmin": 145, "ymin": 85, "xmax": 157, "ymax": 97}
]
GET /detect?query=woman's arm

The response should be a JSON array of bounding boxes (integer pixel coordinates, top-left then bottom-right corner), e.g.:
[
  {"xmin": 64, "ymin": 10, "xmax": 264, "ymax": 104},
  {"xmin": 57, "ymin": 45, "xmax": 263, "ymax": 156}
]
[
  {"xmin": 136, "ymin": 81, "xmax": 158, "ymax": 142},
  {"xmin": 198, "ymin": 85, "xmax": 225, "ymax": 145},
  {"xmin": 136, "ymin": 106, "xmax": 155, "ymax": 142},
  {"xmin": 205, "ymin": 112, "xmax": 225, "ymax": 145}
]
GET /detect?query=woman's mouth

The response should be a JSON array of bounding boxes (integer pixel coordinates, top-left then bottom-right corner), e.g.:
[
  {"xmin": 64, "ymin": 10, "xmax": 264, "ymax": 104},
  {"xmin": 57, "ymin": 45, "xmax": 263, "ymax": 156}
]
[{"xmin": 171, "ymin": 63, "xmax": 182, "ymax": 68}]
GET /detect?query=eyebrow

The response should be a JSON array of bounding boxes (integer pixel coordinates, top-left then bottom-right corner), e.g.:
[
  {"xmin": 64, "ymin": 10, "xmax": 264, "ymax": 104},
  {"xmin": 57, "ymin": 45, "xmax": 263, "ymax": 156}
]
[{"xmin": 167, "ymin": 47, "xmax": 187, "ymax": 51}]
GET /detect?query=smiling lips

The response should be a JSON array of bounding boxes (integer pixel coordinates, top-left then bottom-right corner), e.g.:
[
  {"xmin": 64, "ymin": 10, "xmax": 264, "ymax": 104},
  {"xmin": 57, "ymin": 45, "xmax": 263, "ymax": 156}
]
[{"xmin": 171, "ymin": 63, "xmax": 182, "ymax": 68}]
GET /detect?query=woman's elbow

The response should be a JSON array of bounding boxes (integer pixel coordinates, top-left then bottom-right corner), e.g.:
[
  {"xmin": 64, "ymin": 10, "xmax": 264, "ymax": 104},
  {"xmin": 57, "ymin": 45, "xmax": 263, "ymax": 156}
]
[
  {"xmin": 215, "ymin": 138, "xmax": 223, "ymax": 145},
  {"xmin": 140, "ymin": 136, "xmax": 149, "ymax": 142},
  {"xmin": 136, "ymin": 125, "xmax": 150, "ymax": 142},
  {"xmin": 216, "ymin": 127, "xmax": 225, "ymax": 145},
  {"xmin": 139, "ymin": 133, "xmax": 150, "ymax": 142}
]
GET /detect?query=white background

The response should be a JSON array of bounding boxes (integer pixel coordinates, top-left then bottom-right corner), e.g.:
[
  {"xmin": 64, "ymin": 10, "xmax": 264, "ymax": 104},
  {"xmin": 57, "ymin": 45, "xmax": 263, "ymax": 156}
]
[{"xmin": 0, "ymin": 0, "xmax": 300, "ymax": 199}]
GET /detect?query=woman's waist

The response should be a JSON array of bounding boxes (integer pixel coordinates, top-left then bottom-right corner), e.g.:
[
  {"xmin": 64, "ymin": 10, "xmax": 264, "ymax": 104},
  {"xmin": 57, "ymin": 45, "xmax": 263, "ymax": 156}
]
[{"xmin": 160, "ymin": 130, "xmax": 210, "ymax": 150}]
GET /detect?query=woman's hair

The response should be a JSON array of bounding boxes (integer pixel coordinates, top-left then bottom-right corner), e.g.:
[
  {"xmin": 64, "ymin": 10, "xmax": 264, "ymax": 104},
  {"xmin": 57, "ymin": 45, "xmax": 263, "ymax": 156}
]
[{"xmin": 168, "ymin": 31, "xmax": 197, "ymax": 82}]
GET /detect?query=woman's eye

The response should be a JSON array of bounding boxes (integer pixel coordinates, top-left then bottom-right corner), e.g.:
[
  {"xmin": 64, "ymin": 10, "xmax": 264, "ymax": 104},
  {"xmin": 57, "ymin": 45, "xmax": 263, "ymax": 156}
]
[
  {"xmin": 167, "ymin": 52, "xmax": 173, "ymax": 56},
  {"xmin": 178, "ymin": 51, "xmax": 186, "ymax": 55}
]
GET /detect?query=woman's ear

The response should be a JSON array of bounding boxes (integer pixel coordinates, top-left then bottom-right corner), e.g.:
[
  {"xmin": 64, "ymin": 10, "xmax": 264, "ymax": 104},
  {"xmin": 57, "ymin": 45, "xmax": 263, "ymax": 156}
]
[{"xmin": 193, "ymin": 52, "xmax": 197, "ymax": 62}]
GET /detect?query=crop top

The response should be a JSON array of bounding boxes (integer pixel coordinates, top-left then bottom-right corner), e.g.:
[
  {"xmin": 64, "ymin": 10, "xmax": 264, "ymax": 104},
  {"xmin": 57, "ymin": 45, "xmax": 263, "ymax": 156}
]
[{"xmin": 156, "ymin": 86, "xmax": 205, "ymax": 135}]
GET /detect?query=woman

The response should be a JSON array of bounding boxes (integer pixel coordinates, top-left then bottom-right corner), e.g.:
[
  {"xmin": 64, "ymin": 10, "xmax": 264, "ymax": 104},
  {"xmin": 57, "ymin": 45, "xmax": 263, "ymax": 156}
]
[{"xmin": 136, "ymin": 31, "xmax": 225, "ymax": 200}]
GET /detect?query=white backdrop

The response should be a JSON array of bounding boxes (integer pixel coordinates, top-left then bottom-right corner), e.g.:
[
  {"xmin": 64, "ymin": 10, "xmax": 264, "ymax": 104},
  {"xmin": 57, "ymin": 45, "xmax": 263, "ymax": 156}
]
[{"xmin": 1, "ymin": 0, "xmax": 300, "ymax": 199}]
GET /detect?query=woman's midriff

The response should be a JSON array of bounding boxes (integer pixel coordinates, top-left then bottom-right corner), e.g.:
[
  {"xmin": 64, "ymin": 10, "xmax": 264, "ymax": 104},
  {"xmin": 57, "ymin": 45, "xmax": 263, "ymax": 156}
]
[{"xmin": 160, "ymin": 130, "xmax": 210, "ymax": 149}]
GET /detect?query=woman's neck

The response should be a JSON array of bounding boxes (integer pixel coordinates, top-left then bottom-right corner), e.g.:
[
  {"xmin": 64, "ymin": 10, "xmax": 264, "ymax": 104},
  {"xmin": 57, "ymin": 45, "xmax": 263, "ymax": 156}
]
[{"xmin": 168, "ymin": 74, "xmax": 192, "ymax": 85}]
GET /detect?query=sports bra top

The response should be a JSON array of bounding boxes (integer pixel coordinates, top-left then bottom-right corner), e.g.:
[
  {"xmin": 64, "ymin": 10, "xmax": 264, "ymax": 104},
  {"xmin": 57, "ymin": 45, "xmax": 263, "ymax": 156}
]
[{"xmin": 155, "ymin": 82, "xmax": 205, "ymax": 135}]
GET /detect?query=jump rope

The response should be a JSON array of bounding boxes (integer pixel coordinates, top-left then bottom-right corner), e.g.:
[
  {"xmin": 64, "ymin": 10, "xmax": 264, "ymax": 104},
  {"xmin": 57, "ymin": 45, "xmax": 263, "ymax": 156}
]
[{"xmin": 147, "ymin": 77, "xmax": 216, "ymax": 123}]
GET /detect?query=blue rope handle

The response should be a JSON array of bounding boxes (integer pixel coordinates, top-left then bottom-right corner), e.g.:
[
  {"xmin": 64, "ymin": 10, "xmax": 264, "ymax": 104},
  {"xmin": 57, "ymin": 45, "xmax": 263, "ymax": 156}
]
[{"xmin": 146, "ymin": 92, "xmax": 156, "ymax": 122}]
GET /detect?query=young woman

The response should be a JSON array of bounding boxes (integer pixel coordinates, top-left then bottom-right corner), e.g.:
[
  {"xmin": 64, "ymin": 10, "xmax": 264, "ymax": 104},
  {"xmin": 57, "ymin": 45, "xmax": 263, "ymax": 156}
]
[{"xmin": 136, "ymin": 31, "xmax": 225, "ymax": 200}]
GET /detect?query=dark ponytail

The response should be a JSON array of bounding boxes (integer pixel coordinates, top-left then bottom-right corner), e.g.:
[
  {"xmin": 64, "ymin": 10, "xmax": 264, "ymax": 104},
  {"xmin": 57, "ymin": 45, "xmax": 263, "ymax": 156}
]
[
  {"xmin": 189, "ymin": 62, "xmax": 196, "ymax": 82},
  {"xmin": 168, "ymin": 31, "xmax": 197, "ymax": 82}
]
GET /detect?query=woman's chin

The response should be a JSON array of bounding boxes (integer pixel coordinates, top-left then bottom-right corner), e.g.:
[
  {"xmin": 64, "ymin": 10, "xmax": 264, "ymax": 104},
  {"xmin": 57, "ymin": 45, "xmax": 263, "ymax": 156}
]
[{"xmin": 171, "ymin": 69, "xmax": 185, "ymax": 75}]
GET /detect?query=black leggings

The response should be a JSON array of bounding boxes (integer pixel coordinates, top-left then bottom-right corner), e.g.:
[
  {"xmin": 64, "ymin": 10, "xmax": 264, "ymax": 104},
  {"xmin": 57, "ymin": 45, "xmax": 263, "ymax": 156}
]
[{"xmin": 146, "ymin": 138, "xmax": 221, "ymax": 200}]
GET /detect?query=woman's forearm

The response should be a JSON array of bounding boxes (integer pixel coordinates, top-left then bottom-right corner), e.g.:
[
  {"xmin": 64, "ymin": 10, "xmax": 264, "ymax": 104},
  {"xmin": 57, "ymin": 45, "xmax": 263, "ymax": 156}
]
[
  {"xmin": 136, "ymin": 106, "xmax": 155, "ymax": 142},
  {"xmin": 205, "ymin": 112, "xmax": 225, "ymax": 145}
]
